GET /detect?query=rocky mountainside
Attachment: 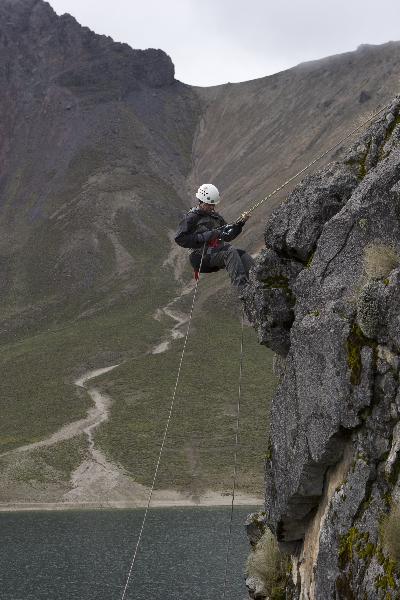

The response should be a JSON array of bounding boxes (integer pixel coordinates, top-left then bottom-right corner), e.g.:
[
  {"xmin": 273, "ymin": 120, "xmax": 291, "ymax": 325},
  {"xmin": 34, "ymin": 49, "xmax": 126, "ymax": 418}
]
[
  {"xmin": 0, "ymin": 0, "xmax": 200, "ymax": 338},
  {"xmin": 192, "ymin": 41, "xmax": 400, "ymax": 249},
  {"xmin": 2, "ymin": 0, "xmax": 400, "ymax": 340},
  {"xmin": 3, "ymin": 0, "xmax": 400, "ymax": 512},
  {"xmin": 244, "ymin": 97, "xmax": 400, "ymax": 598}
]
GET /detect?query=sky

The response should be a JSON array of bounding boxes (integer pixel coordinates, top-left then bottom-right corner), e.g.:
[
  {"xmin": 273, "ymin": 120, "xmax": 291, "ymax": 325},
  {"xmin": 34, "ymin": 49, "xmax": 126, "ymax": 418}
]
[{"xmin": 48, "ymin": 0, "xmax": 400, "ymax": 87}]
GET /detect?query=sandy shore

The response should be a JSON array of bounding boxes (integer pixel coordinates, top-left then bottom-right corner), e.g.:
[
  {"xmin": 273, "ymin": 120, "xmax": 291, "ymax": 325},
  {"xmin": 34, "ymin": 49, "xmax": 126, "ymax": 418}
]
[{"xmin": 0, "ymin": 491, "xmax": 263, "ymax": 512}]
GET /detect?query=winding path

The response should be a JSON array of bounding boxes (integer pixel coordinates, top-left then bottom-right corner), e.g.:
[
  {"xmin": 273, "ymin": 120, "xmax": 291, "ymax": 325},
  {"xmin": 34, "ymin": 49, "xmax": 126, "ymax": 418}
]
[
  {"xmin": 0, "ymin": 366, "xmax": 119, "ymax": 458},
  {"xmin": 151, "ymin": 280, "xmax": 195, "ymax": 354},
  {"xmin": 0, "ymin": 305, "xmax": 263, "ymax": 507}
]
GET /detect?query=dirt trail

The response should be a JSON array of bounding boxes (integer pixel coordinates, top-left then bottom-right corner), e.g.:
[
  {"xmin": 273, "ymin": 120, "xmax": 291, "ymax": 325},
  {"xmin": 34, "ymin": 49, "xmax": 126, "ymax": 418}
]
[
  {"xmin": 152, "ymin": 231, "xmax": 233, "ymax": 354},
  {"xmin": 151, "ymin": 233, "xmax": 195, "ymax": 354},
  {"xmin": 0, "ymin": 364, "xmax": 263, "ymax": 509},
  {"xmin": 62, "ymin": 366, "xmax": 151, "ymax": 505},
  {"xmin": 0, "ymin": 491, "xmax": 263, "ymax": 511},
  {"xmin": 151, "ymin": 280, "xmax": 195, "ymax": 354},
  {"xmin": 0, "ymin": 366, "xmax": 120, "ymax": 458}
]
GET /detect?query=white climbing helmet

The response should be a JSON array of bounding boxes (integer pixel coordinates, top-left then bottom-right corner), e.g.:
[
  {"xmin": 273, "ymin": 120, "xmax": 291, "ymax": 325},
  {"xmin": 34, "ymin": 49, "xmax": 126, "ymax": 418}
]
[{"xmin": 196, "ymin": 183, "xmax": 220, "ymax": 205}]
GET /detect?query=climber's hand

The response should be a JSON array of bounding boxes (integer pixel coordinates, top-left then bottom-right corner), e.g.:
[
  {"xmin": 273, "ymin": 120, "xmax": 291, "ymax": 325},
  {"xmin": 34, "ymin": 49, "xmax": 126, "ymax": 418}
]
[{"xmin": 220, "ymin": 225, "xmax": 236, "ymax": 240}]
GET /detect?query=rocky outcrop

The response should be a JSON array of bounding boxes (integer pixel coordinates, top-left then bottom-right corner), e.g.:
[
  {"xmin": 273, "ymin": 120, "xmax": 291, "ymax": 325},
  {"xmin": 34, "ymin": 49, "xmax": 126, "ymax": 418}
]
[{"xmin": 244, "ymin": 97, "xmax": 400, "ymax": 598}]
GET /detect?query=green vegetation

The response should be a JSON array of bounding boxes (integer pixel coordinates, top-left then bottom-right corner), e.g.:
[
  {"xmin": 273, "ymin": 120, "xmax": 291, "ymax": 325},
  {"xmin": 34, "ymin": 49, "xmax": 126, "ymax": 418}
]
[
  {"xmin": 384, "ymin": 116, "xmax": 400, "ymax": 145},
  {"xmin": 0, "ymin": 284, "xmax": 167, "ymax": 455},
  {"xmin": 246, "ymin": 528, "xmax": 290, "ymax": 600},
  {"xmin": 305, "ymin": 251, "xmax": 315, "ymax": 268},
  {"xmin": 1, "ymin": 436, "xmax": 87, "ymax": 487},
  {"xmin": 346, "ymin": 323, "xmax": 376, "ymax": 386},
  {"xmin": 338, "ymin": 521, "xmax": 400, "ymax": 595},
  {"xmin": 358, "ymin": 141, "xmax": 371, "ymax": 180},
  {"xmin": 262, "ymin": 275, "xmax": 295, "ymax": 307},
  {"xmin": 265, "ymin": 438, "xmax": 273, "ymax": 461},
  {"xmin": 339, "ymin": 527, "xmax": 363, "ymax": 567},
  {"xmin": 358, "ymin": 218, "xmax": 368, "ymax": 232},
  {"xmin": 346, "ymin": 140, "xmax": 372, "ymax": 181},
  {"xmin": 0, "ymin": 251, "xmax": 276, "ymax": 495},
  {"xmin": 94, "ymin": 289, "xmax": 276, "ymax": 495}
]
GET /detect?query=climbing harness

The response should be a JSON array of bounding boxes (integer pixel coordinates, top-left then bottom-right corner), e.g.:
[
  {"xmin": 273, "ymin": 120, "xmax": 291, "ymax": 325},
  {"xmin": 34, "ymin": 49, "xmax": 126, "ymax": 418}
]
[
  {"xmin": 233, "ymin": 99, "xmax": 397, "ymax": 224},
  {"xmin": 222, "ymin": 308, "xmax": 245, "ymax": 600},
  {"xmin": 189, "ymin": 225, "xmax": 244, "ymax": 279},
  {"xmin": 120, "ymin": 246, "xmax": 207, "ymax": 600}
]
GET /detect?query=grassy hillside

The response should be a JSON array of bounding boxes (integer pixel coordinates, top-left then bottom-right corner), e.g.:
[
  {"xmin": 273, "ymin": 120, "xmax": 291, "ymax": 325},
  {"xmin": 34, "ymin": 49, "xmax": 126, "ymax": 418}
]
[
  {"xmin": 0, "ymin": 249, "xmax": 179, "ymax": 448},
  {"xmin": 0, "ymin": 259, "xmax": 276, "ymax": 500},
  {"xmin": 94, "ymin": 290, "xmax": 276, "ymax": 496}
]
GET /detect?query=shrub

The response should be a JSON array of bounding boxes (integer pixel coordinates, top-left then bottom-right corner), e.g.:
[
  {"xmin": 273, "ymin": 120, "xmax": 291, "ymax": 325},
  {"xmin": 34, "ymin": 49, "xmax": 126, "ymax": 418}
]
[
  {"xmin": 363, "ymin": 244, "xmax": 400, "ymax": 280},
  {"xmin": 245, "ymin": 529, "xmax": 290, "ymax": 600},
  {"xmin": 381, "ymin": 503, "xmax": 400, "ymax": 563}
]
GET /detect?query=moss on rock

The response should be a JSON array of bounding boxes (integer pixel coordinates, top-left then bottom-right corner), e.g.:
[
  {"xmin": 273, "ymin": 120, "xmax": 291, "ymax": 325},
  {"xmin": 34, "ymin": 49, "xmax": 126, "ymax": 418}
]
[{"xmin": 346, "ymin": 323, "xmax": 376, "ymax": 386}]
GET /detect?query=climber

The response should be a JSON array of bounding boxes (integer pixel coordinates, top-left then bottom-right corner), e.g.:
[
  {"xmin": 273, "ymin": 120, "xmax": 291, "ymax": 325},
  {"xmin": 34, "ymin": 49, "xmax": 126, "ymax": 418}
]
[{"xmin": 174, "ymin": 183, "xmax": 254, "ymax": 293}]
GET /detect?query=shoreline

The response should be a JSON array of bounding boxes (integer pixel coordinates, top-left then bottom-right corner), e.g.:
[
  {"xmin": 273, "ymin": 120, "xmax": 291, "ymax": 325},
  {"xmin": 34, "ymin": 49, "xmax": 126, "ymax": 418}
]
[{"xmin": 0, "ymin": 493, "xmax": 263, "ymax": 512}]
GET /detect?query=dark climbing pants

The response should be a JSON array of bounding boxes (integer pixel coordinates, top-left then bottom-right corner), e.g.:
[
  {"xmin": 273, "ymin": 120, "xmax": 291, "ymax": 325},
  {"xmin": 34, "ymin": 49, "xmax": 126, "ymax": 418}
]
[{"xmin": 208, "ymin": 244, "xmax": 255, "ymax": 291}]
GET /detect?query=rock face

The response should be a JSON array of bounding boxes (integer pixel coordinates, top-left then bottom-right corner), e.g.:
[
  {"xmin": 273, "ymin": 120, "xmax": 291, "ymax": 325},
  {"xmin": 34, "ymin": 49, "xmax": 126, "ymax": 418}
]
[{"xmin": 245, "ymin": 97, "xmax": 400, "ymax": 598}]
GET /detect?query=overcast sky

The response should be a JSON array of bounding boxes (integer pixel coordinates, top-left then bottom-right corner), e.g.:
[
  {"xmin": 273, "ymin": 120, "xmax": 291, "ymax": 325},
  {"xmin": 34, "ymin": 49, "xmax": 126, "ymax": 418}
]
[{"xmin": 48, "ymin": 0, "xmax": 400, "ymax": 87}]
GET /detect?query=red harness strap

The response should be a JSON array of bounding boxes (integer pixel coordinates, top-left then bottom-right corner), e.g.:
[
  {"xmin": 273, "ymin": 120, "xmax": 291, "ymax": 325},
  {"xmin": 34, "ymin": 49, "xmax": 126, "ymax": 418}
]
[
  {"xmin": 207, "ymin": 238, "xmax": 221, "ymax": 248},
  {"xmin": 193, "ymin": 236, "xmax": 221, "ymax": 279}
]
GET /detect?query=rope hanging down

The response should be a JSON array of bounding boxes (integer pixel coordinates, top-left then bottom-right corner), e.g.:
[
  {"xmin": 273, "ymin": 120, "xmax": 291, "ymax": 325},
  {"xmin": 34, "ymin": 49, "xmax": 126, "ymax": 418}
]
[
  {"xmin": 120, "ymin": 245, "xmax": 207, "ymax": 600},
  {"xmin": 235, "ymin": 98, "xmax": 396, "ymax": 223},
  {"xmin": 222, "ymin": 308, "xmax": 245, "ymax": 600}
]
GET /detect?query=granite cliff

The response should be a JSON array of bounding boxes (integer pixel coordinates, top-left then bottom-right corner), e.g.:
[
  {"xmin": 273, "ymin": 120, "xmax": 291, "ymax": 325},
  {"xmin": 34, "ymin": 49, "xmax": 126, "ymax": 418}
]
[{"xmin": 244, "ymin": 97, "xmax": 400, "ymax": 598}]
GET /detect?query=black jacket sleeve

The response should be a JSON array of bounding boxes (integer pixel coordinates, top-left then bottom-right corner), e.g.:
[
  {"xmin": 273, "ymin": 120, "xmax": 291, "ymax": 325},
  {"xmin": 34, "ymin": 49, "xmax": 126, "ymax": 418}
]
[{"xmin": 174, "ymin": 212, "xmax": 206, "ymax": 249}]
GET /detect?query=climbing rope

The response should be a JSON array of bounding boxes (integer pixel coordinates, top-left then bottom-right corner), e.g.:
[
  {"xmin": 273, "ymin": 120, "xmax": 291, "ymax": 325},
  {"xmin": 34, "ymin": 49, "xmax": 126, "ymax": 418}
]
[
  {"xmin": 235, "ymin": 98, "xmax": 397, "ymax": 223},
  {"xmin": 120, "ymin": 244, "xmax": 207, "ymax": 600},
  {"xmin": 222, "ymin": 308, "xmax": 245, "ymax": 600}
]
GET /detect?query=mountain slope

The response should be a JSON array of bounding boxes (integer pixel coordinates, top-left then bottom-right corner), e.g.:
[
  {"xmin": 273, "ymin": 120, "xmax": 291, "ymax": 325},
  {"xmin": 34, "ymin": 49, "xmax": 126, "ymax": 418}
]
[
  {"xmin": 0, "ymin": 0, "xmax": 200, "ymax": 338},
  {"xmin": 192, "ymin": 41, "xmax": 400, "ymax": 248},
  {"xmin": 2, "ymin": 0, "xmax": 400, "ymax": 504}
]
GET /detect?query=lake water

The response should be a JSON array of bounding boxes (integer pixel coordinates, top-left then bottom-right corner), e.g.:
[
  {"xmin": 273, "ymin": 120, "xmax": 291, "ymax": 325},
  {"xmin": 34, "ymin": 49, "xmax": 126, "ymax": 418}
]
[{"xmin": 0, "ymin": 507, "xmax": 259, "ymax": 599}]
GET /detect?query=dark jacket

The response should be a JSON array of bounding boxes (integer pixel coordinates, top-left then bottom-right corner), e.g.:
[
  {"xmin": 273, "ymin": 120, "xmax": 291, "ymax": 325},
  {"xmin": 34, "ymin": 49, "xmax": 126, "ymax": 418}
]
[{"xmin": 174, "ymin": 207, "xmax": 243, "ymax": 249}]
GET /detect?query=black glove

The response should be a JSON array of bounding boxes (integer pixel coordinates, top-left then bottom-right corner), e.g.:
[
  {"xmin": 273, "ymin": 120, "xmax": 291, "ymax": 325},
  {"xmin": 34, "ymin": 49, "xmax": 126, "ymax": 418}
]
[
  {"xmin": 200, "ymin": 229, "xmax": 221, "ymax": 243},
  {"xmin": 220, "ymin": 225, "xmax": 236, "ymax": 240}
]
